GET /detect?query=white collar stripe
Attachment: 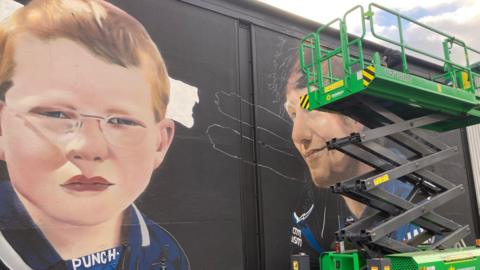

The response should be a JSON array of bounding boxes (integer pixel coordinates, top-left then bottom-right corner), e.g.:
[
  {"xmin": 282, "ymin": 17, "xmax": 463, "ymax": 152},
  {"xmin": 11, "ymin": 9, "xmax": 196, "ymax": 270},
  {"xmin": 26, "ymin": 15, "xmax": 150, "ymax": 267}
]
[
  {"xmin": 0, "ymin": 230, "xmax": 32, "ymax": 270},
  {"xmin": 132, "ymin": 204, "xmax": 150, "ymax": 247}
]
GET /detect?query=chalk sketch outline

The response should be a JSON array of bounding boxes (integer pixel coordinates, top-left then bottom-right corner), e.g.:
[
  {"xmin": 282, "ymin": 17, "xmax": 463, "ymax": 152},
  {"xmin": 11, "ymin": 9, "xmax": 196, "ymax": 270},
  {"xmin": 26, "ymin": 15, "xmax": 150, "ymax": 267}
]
[{"xmin": 206, "ymin": 91, "xmax": 301, "ymax": 181}]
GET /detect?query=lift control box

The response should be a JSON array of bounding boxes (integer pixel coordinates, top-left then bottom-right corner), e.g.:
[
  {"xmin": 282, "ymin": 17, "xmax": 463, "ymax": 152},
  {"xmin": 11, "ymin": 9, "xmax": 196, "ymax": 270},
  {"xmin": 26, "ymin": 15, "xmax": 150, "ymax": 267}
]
[
  {"xmin": 291, "ymin": 253, "xmax": 310, "ymax": 270},
  {"xmin": 367, "ymin": 258, "xmax": 391, "ymax": 270}
]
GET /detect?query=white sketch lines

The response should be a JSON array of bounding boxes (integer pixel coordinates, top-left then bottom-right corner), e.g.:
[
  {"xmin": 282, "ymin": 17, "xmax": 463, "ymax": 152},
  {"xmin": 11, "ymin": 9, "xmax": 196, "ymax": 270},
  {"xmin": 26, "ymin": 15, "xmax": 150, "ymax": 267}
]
[{"xmin": 206, "ymin": 91, "xmax": 300, "ymax": 181}]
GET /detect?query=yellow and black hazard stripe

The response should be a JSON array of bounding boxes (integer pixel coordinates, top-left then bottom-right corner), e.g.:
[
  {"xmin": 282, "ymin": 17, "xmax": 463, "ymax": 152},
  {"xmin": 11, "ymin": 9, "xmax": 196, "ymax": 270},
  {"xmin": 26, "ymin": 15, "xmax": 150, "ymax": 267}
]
[
  {"xmin": 299, "ymin": 93, "xmax": 310, "ymax": 110},
  {"xmin": 461, "ymin": 71, "xmax": 471, "ymax": 90},
  {"xmin": 362, "ymin": 65, "xmax": 375, "ymax": 87}
]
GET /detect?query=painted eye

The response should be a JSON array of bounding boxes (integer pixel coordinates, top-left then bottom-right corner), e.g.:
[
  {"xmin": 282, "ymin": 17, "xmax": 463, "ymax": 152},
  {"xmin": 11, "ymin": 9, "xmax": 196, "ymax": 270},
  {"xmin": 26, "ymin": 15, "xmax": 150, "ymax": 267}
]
[
  {"xmin": 108, "ymin": 117, "xmax": 142, "ymax": 126},
  {"xmin": 38, "ymin": 111, "xmax": 71, "ymax": 119}
]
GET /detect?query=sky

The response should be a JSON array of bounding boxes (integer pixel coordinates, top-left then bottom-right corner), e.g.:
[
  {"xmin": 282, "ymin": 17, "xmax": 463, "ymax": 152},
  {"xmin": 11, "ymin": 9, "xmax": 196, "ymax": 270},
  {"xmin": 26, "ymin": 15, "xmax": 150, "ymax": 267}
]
[{"xmin": 258, "ymin": 0, "xmax": 480, "ymax": 65}]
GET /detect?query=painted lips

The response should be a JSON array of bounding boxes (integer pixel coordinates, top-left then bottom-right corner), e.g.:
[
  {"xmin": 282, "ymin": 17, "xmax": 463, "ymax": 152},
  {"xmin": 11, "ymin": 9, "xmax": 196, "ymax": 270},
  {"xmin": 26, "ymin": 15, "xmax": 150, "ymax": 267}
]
[
  {"xmin": 304, "ymin": 145, "xmax": 327, "ymax": 160},
  {"xmin": 61, "ymin": 175, "xmax": 113, "ymax": 192}
]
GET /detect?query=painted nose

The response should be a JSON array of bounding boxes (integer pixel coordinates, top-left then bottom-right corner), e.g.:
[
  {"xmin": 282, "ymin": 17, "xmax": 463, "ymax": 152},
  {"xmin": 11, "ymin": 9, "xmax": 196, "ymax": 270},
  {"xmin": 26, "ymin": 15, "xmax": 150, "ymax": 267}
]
[
  {"xmin": 65, "ymin": 119, "xmax": 109, "ymax": 163},
  {"xmin": 291, "ymin": 110, "xmax": 313, "ymax": 149}
]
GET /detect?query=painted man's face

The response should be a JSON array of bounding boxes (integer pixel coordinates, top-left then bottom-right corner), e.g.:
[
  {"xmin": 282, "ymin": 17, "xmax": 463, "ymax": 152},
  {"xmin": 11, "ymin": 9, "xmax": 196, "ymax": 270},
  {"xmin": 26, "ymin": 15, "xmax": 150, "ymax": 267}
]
[
  {"xmin": 285, "ymin": 88, "xmax": 363, "ymax": 188},
  {"xmin": 0, "ymin": 34, "xmax": 174, "ymax": 226}
]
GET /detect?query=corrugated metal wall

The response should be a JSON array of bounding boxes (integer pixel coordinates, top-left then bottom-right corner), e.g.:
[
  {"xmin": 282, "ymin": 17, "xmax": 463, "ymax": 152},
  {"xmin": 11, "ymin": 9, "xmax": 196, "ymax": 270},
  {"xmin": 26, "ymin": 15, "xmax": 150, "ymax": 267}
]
[{"xmin": 467, "ymin": 126, "xmax": 480, "ymax": 215}]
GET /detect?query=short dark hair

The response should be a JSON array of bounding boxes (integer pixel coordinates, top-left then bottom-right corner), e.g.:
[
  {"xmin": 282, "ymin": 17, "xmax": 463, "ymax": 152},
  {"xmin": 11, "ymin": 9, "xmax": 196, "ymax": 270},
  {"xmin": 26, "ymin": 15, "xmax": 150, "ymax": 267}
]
[{"xmin": 285, "ymin": 51, "xmax": 344, "ymax": 94}]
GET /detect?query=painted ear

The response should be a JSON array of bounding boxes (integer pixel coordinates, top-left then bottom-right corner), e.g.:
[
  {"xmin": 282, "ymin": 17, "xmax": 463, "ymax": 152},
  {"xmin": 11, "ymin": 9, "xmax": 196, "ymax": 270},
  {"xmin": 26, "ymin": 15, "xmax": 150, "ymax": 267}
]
[
  {"xmin": 343, "ymin": 115, "xmax": 364, "ymax": 133},
  {"xmin": 352, "ymin": 119, "xmax": 365, "ymax": 133},
  {"xmin": 153, "ymin": 118, "xmax": 175, "ymax": 169},
  {"xmin": 0, "ymin": 101, "xmax": 5, "ymax": 161}
]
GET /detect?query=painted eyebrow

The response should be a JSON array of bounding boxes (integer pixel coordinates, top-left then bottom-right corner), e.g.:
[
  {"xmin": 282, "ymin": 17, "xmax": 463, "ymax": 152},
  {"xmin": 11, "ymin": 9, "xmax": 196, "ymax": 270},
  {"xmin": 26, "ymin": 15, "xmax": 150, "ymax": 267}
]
[
  {"xmin": 105, "ymin": 108, "xmax": 133, "ymax": 115},
  {"xmin": 31, "ymin": 105, "xmax": 136, "ymax": 117},
  {"xmin": 28, "ymin": 104, "xmax": 77, "ymax": 111}
]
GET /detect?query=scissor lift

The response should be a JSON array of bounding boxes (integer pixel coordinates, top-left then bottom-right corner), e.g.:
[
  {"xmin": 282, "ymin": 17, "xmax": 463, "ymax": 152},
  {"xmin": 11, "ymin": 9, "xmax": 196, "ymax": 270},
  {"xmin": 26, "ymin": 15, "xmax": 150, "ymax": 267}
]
[
  {"xmin": 298, "ymin": 3, "xmax": 480, "ymax": 264},
  {"xmin": 328, "ymin": 96, "xmax": 470, "ymax": 258}
]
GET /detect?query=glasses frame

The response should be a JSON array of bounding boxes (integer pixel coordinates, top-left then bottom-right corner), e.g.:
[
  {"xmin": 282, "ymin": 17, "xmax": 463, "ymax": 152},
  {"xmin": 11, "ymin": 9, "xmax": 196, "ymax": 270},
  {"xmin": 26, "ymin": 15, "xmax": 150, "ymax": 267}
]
[{"xmin": 1, "ymin": 102, "xmax": 150, "ymax": 148}]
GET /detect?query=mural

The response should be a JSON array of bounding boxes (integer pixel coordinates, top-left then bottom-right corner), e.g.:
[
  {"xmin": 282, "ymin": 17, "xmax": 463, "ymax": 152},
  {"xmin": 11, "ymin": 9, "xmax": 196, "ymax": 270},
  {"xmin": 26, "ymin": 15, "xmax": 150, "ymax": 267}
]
[
  {"xmin": 0, "ymin": 1, "xmax": 478, "ymax": 270},
  {"xmin": 0, "ymin": 0, "xmax": 191, "ymax": 269},
  {"xmin": 252, "ymin": 27, "xmax": 478, "ymax": 270}
]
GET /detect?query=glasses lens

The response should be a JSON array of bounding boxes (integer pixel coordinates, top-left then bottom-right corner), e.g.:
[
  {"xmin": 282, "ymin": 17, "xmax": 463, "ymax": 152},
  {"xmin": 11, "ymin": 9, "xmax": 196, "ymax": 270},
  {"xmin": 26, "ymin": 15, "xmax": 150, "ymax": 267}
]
[
  {"xmin": 25, "ymin": 112, "xmax": 78, "ymax": 140},
  {"xmin": 14, "ymin": 108, "xmax": 147, "ymax": 147},
  {"xmin": 103, "ymin": 115, "xmax": 147, "ymax": 147}
]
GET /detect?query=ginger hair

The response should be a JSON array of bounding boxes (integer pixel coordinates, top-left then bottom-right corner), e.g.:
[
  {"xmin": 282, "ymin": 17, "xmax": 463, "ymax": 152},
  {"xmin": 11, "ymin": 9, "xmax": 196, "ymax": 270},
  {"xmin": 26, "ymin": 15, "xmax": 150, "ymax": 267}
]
[{"xmin": 0, "ymin": 0, "xmax": 169, "ymax": 120}]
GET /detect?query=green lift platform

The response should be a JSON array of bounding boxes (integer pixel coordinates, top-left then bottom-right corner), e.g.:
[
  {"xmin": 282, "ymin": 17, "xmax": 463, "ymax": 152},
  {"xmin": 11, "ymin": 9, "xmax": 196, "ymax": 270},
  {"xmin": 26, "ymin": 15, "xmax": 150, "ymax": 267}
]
[
  {"xmin": 295, "ymin": 3, "xmax": 480, "ymax": 270},
  {"xmin": 299, "ymin": 4, "xmax": 480, "ymax": 132}
]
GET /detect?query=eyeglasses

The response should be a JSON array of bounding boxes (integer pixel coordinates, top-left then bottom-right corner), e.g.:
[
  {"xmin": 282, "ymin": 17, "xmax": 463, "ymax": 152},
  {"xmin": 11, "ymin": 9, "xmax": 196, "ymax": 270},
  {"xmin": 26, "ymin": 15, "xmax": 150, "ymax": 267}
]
[{"xmin": 4, "ymin": 104, "xmax": 149, "ymax": 148}]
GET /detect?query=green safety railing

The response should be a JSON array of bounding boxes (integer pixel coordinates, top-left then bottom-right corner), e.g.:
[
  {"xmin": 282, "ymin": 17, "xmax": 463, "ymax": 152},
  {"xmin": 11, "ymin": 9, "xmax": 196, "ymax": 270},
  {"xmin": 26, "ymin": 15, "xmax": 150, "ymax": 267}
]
[
  {"xmin": 300, "ymin": 6, "xmax": 367, "ymax": 93},
  {"xmin": 299, "ymin": 32, "xmax": 320, "ymax": 92},
  {"xmin": 315, "ymin": 18, "xmax": 343, "ymax": 84},
  {"xmin": 342, "ymin": 5, "xmax": 366, "ymax": 74},
  {"xmin": 368, "ymin": 3, "xmax": 480, "ymax": 93},
  {"xmin": 299, "ymin": 2, "xmax": 480, "ymax": 97}
]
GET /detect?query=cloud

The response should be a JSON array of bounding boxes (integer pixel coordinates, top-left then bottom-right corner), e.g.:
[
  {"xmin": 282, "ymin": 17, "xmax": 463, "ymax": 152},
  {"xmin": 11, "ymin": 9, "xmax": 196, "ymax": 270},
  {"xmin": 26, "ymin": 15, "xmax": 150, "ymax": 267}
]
[
  {"xmin": 384, "ymin": 0, "xmax": 480, "ymax": 65},
  {"xmin": 259, "ymin": 0, "xmax": 480, "ymax": 65},
  {"xmin": 416, "ymin": 1, "xmax": 480, "ymax": 63},
  {"xmin": 258, "ymin": 0, "xmax": 468, "ymax": 24}
]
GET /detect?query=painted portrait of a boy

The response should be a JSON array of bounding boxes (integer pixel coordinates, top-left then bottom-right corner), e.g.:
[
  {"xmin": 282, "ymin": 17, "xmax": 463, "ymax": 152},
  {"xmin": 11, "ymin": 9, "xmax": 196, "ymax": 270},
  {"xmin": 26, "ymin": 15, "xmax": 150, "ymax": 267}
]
[{"xmin": 0, "ymin": 0, "xmax": 189, "ymax": 269}]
